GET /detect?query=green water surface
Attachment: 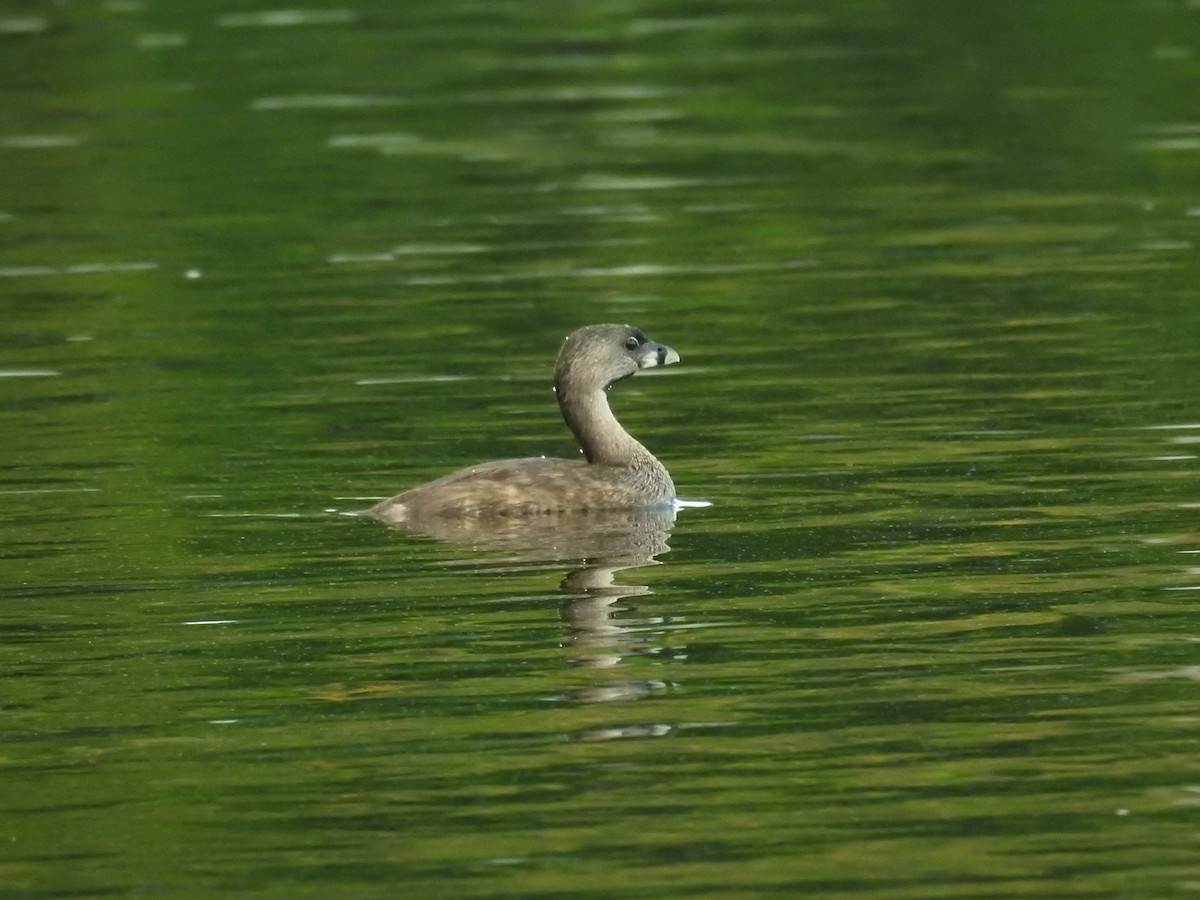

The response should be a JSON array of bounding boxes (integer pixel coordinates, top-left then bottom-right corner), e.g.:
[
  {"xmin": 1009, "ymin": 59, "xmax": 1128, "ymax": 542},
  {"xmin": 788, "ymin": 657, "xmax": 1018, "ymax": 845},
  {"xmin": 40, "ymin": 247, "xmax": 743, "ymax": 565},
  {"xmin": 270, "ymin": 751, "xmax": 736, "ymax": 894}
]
[{"xmin": 3, "ymin": 2, "xmax": 1200, "ymax": 897}]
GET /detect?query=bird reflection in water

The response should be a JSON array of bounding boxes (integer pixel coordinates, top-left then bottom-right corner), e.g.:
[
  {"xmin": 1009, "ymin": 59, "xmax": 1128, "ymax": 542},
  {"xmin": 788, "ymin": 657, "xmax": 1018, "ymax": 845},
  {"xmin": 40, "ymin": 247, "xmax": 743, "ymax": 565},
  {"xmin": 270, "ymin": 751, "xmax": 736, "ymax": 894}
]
[{"xmin": 372, "ymin": 503, "xmax": 690, "ymax": 743}]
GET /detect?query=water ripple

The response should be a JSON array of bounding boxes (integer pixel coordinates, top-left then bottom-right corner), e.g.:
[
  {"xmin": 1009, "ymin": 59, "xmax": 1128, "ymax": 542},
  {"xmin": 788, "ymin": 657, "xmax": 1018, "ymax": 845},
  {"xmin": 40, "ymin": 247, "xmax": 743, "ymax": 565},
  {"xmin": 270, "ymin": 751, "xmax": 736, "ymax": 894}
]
[
  {"xmin": 252, "ymin": 94, "xmax": 407, "ymax": 111},
  {"xmin": 0, "ymin": 261, "xmax": 158, "ymax": 277},
  {"xmin": 216, "ymin": 9, "xmax": 357, "ymax": 28},
  {"xmin": 1, "ymin": 135, "xmax": 83, "ymax": 149}
]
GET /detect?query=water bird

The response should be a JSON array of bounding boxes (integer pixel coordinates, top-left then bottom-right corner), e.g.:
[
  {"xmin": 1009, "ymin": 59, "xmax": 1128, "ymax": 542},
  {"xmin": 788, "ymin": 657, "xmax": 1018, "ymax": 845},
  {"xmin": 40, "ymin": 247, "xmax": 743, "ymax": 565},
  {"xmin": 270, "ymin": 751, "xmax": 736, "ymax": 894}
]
[{"xmin": 367, "ymin": 323, "xmax": 679, "ymax": 523}]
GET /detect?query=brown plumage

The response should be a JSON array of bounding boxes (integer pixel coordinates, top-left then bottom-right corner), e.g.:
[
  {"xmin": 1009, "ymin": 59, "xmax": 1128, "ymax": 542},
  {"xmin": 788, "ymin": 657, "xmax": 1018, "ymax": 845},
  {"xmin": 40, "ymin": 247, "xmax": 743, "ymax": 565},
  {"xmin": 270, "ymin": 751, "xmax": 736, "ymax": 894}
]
[{"xmin": 367, "ymin": 324, "xmax": 679, "ymax": 523}]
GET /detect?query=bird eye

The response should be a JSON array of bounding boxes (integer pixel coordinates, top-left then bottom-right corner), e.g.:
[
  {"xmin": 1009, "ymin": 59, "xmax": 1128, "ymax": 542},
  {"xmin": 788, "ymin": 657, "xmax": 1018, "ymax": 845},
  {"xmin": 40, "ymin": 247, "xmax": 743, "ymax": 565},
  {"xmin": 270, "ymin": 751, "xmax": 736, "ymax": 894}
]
[{"xmin": 624, "ymin": 336, "xmax": 641, "ymax": 351}]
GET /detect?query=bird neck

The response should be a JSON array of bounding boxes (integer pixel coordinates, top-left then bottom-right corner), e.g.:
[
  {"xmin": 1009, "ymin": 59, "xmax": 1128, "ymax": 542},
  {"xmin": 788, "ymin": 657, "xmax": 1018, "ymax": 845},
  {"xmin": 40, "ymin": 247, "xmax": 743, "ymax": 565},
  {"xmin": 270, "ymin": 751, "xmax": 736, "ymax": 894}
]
[{"xmin": 556, "ymin": 380, "xmax": 659, "ymax": 470}]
